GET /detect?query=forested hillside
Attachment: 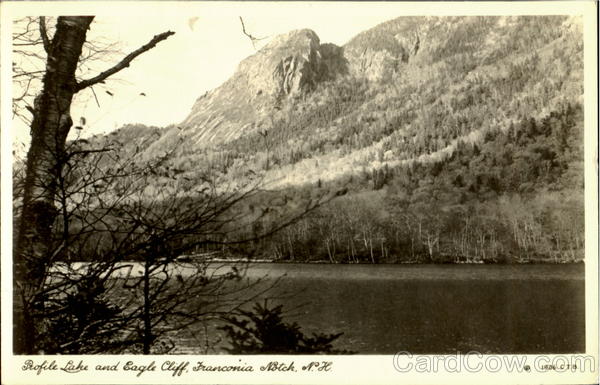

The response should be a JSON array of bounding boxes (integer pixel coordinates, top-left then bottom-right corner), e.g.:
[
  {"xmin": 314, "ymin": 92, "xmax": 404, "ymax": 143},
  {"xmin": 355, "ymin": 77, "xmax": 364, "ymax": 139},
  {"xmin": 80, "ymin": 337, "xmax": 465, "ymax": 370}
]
[
  {"xmin": 82, "ymin": 15, "xmax": 585, "ymax": 263},
  {"xmin": 261, "ymin": 104, "xmax": 584, "ymax": 263}
]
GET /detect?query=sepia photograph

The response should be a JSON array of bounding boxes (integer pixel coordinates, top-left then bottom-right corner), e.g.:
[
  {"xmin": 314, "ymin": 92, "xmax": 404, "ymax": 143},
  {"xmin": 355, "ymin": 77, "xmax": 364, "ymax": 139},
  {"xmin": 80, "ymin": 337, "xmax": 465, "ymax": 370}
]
[{"xmin": 1, "ymin": 1, "xmax": 598, "ymax": 384}]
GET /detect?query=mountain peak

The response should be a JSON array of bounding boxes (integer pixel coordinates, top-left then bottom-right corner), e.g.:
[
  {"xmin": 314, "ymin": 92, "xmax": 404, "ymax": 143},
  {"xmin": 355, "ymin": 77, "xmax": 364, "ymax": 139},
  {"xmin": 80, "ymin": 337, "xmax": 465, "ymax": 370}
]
[
  {"xmin": 237, "ymin": 28, "xmax": 326, "ymax": 101},
  {"xmin": 263, "ymin": 28, "xmax": 321, "ymax": 51},
  {"xmin": 179, "ymin": 28, "xmax": 346, "ymax": 145}
]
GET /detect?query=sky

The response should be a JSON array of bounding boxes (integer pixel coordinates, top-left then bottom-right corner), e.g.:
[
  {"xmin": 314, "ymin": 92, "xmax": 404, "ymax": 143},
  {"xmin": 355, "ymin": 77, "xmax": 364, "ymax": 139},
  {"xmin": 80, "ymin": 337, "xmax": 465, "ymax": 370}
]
[{"xmin": 9, "ymin": 3, "xmax": 402, "ymax": 151}]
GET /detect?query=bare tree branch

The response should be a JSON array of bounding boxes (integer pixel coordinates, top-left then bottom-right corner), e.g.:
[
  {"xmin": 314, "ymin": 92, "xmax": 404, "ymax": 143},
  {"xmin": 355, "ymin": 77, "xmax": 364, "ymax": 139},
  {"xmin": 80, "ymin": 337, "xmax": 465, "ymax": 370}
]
[
  {"xmin": 239, "ymin": 17, "xmax": 266, "ymax": 49},
  {"xmin": 75, "ymin": 31, "xmax": 175, "ymax": 91},
  {"xmin": 39, "ymin": 16, "xmax": 51, "ymax": 53}
]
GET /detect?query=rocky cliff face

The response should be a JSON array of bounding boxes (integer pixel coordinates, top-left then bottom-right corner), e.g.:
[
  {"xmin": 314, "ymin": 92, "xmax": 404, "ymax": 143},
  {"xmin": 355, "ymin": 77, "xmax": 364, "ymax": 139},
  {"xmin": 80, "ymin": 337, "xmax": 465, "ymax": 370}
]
[
  {"xmin": 344, "ymin": 16, "xmax": 424, "ymax": 81},
  {"xmin": 239, "ymin": 29, "xmax": 345, "ymax": 101},
  {"xmin": 177, "ymin": 29, "xmax": 347, "ymax": 146}
]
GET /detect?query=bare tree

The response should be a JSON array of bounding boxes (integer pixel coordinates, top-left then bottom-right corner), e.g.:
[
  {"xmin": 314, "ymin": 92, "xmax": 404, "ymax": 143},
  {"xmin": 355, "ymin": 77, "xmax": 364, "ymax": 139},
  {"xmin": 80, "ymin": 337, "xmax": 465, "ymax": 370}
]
[
  {"xmin": 31, "ymin": 139, "xmax": 268, "ymax": 353},
  {"xmin": 15, "ymin": 124, "xmax": 338, "ymax": 354},
  {"xmin": 13, "ymin": 16, "xmax": 174, "ymax": 354}
]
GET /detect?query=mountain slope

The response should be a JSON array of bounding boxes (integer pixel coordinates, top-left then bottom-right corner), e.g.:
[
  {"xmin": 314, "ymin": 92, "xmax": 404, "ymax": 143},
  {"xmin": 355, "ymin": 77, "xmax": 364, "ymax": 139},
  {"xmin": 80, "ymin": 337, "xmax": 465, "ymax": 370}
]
[
  {"xmin": 83, "ymin": 16, "xmax": 585, "ymax": 263},
  {"xmin": 101, "ymin": 16, "xmax": 582, "ymax": 191},
  {"xmin": 218, "ymin": 15, "xmax": 583, "ymax": 189}
]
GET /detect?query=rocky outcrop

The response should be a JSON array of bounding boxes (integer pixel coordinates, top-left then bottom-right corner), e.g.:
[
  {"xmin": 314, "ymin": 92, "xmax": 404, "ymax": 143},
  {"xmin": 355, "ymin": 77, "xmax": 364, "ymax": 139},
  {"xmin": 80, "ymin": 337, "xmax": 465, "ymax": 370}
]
[
  {"xmin": 344, "ymin": 17, "xmax": 424, "ymax": 81},
  {"xmin": 395, "ymin": 32, "xmax": 420, "ymax": 61},
  {"xmin": 242, "ymin": 29, "xmax": 323, "ymax": 100},
  {"xmin": 178, "ymin": 29, "xmax": 347, "ymax": 145}
]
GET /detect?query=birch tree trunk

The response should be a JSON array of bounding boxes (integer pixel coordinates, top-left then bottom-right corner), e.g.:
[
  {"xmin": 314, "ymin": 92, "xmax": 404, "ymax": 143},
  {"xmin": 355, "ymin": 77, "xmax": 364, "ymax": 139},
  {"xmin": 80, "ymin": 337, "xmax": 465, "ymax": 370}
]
[{"xmin": 14, "ymin": 16, "xmax": 94, "ymax": 354}]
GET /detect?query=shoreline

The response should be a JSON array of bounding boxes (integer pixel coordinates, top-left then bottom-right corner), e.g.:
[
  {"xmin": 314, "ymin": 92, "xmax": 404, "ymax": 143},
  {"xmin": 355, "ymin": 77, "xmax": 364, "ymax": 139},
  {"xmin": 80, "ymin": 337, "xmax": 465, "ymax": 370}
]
[{"xmin": 176, "ymin": 257, "xmax": 585, "ymax": 265}]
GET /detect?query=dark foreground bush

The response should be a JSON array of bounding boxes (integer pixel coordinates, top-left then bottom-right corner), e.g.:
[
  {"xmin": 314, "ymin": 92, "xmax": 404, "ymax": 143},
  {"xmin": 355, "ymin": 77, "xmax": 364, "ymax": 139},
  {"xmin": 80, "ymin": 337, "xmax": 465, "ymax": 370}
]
[{"xmin": 219, "ymin": 301, "xmax": 350, "ymax": 354}]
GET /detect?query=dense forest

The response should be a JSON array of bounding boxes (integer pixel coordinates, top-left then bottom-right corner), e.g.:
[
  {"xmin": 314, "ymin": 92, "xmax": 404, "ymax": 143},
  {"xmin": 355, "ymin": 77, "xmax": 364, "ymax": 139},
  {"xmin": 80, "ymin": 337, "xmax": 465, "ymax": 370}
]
[{"xmin": 254, "ymin": 104, "xmax": 584, "ymax": 263}]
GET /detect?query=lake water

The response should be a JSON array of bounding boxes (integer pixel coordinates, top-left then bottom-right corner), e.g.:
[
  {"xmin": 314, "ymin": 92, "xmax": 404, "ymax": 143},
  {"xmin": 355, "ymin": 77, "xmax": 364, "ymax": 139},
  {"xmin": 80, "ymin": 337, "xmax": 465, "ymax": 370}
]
[{"xmin": 174, "ymin": 263, "xmax": 585, "ymax": 354}]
